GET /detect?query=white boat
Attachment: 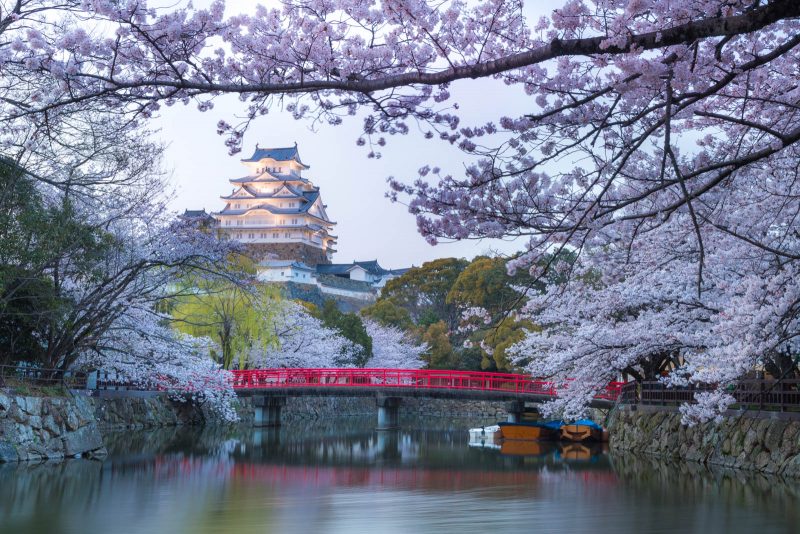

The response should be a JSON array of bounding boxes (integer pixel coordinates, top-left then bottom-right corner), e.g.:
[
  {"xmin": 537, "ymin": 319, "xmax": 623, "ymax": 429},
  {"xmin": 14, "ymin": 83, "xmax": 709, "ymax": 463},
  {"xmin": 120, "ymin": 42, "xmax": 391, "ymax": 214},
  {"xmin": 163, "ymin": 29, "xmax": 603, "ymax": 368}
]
[{"xmin": 468, "ymin": 425, "xmax": 501, "ymax": 442}]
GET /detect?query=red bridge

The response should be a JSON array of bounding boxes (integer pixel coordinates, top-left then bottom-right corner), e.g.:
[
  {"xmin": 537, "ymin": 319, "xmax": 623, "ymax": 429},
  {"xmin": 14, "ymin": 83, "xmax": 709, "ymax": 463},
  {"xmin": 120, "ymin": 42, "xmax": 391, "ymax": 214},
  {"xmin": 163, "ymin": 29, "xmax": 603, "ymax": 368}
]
[
  {"xmin": 232, "ymin": 368, "xmax": 624, "ymax": 401},
  {"xmin": 231, "ymin": 369, "xmax": 625, "ymax": 427}
]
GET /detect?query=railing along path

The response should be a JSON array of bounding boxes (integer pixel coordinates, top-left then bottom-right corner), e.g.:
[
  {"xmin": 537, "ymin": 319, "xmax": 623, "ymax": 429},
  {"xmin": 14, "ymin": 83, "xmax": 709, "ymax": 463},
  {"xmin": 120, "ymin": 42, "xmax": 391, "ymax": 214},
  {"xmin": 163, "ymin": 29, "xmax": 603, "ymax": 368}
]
[{"xmin": 231, "ymin": 368, "xmax": 626, "ymax": 401}]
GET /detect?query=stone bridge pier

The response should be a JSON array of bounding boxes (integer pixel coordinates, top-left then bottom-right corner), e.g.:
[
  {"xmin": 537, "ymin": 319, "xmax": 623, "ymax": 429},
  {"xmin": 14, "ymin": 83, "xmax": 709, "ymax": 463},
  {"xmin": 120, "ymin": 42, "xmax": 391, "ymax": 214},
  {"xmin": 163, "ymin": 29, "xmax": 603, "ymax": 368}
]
[
  {"xmin": 253, "ymin": 396, "xmax": 287, "ymax": 427},
  {"xmin": 376, "ymin": 396, "xmax": 401, "ymax": 431}
]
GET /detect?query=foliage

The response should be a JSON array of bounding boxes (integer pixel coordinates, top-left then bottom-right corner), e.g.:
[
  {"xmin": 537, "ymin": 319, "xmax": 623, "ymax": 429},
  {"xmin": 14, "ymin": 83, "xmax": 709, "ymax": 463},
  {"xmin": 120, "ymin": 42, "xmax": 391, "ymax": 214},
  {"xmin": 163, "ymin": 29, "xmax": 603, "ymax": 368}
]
[
  {"xmin": 364, "ymin": 320, "xmax": 427, "ymax": 369},
  {"xmin": 171, "ymin": 280, "xmax": 282, "ymax": 370},
  {"xmin": 380, "ymin": 258, "xmax": 468, "ymax": 329},
  {"xmin": 5, "ymin": 0, "xmax": 800, "ymax": 421},
  {"xmin": 421, "ymin": 321, "xmax": 455, "ymax": 369},
  {"xmin": 360, "ymin": 299, "xmax": 413, "ymax": 330},
  {"xmin": 77, "ymin": 306, "xmax": 238, "ymax": 422},
  {"xmin": 252, "ymin": 301, "xmax": 359, "ymax": 368},
  {"xmin": 318, "ymin": 300, "xmax": 372, "ymax": 367}
]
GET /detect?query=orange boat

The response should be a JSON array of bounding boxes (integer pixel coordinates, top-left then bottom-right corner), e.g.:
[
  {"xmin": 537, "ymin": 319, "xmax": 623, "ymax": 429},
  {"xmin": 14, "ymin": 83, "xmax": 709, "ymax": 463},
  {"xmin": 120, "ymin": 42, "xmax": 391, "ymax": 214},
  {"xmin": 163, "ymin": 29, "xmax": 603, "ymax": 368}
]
[
  {"xmin": 497, "ymin": 422, "xmax": 558, "ymax": 441},
  {"xmin": 559, "ymin": 420, "xmax": 606, "ymax": 442}
]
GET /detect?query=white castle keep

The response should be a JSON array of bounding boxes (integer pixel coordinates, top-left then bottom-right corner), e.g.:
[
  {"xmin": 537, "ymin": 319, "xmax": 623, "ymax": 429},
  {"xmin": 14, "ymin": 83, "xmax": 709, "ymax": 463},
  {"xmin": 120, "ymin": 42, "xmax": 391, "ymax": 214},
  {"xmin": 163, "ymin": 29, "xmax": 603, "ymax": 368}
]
[
  {"xmin": 184, "ymin": 144, "xmax": 408, "ymax": 301},
  {"xmin": 211, "ymin": 143, "xmax": 337, "ymax": 265}
]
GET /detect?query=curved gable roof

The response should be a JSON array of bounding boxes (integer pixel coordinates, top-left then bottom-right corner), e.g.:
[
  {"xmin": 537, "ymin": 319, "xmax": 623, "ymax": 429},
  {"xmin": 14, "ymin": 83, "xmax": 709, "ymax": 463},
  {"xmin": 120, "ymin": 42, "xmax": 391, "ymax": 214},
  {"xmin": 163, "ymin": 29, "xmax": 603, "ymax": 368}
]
[{"xmin": 240, "ymin": 144, "xmax": 309, "ymax": 168}]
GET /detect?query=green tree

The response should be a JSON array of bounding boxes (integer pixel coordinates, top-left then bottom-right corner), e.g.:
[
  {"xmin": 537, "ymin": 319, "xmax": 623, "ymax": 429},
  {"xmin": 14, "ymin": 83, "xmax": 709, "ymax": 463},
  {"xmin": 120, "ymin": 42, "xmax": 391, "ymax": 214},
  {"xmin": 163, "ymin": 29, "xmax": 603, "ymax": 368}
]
[
  {"xmin": 171, "ymin": 280, "xmax": 282, "ymax": 370},
  {"xmin": 476, "ymin": 317, "xmax": 537, "ymax": 372},
  {"xmin": 360, "ymin": 298, "xmax": 413, "ymax": 330},
  {"xmin": 380, "ymin": 258, "xmax": 468, "ymax": 329},
  {"xmin": 447, "ymin": 256, "xmax": 523, "ymax": 316},
  {"xmin": 0, "ymin": 158, "xmax": 114, "ymax": 367},
  {"xmin": 421, "ymin": 321, "xmax": 455, "ymax": 369}
]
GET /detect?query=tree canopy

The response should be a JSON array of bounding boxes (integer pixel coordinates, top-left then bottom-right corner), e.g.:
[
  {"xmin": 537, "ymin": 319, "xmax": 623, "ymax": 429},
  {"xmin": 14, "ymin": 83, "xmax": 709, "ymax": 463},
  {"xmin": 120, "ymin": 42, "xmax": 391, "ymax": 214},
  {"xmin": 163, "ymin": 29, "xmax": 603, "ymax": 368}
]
[{"xmin": 4, "ymin": 0, "xmax": 800, "ymax": 420}]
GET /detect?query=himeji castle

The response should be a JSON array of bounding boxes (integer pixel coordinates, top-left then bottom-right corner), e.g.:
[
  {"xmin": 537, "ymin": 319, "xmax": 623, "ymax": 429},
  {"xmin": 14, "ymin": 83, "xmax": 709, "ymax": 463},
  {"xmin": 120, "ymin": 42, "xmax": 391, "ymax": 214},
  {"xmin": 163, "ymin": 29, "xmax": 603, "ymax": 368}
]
[
  {"xmin": 196, "ymin": 143, "xmax": 408, "ymax": 303},
  {"xmin": 212, "ymin": 144, "xmax": 337, "ymax": 265}
]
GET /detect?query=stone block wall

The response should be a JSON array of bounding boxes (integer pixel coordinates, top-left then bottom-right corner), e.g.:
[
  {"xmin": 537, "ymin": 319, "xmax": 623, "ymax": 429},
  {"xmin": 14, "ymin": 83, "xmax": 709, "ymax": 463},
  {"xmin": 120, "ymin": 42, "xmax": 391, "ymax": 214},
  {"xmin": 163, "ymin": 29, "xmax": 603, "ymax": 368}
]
[
  {"xmin": 281, "ymin": 396, "xmax": 375, "ymax": 421},
  {"xmin": 400, "ymin": 398, "xmax": 507, "ymax": 419},
  {"xmin": 272, "ymin": 396, "xmax": 508, "ymax": 422},
  {"xmin": 610, "ymin": 407, "xmax": 800, "ymax": 477},
  {"xmin": 0, "ymin": 392, "xmax": 105, "ymax": 463},
  {"xmin": 244, "ymin": 242, "xmax": 330, "ymax": 265},
  {"xmin": 92, "ymin": 395, "xmax": 211, "ymax": 430}
]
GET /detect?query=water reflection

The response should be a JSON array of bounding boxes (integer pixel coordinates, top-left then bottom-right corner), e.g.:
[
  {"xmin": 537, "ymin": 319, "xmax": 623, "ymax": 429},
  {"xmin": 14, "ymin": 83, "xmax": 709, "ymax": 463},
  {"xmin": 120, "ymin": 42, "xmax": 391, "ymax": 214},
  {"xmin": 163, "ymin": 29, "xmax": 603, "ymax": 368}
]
[{"xmin": 0, "ymin": 418, "xmax": 798, "ymax": 533}]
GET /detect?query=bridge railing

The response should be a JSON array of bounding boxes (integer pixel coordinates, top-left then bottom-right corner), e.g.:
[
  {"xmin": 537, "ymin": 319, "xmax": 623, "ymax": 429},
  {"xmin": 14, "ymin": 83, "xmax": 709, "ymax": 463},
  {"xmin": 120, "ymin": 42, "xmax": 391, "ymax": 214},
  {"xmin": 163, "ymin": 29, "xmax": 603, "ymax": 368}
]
[{"xmin": 231, "ymin": 368, "xmax": 627, "ymax": 401}]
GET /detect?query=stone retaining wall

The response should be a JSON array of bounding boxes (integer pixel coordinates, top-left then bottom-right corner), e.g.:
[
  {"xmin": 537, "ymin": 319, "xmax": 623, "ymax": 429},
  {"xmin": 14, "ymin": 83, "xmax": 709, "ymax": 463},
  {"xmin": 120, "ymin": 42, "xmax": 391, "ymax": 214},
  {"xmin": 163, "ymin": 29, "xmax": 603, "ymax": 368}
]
[
  {"xmin": 93, "ymin": 395, "xmax": 224, "ymax": 430},
  {"xmin": 400, "ymin": 398, "xmax": 507, "ymax": 418},
  {"xmin": 0, "ymin": 391, "xmax": 245, "ymax": 463},
  {"xmin": 245, "ymin": 396, "xmax": 509, "ymax": 422},
  {"xmin": 610, "ymin": 407, "xmax": 800, "ymax": 477},
  {"xmin": 0, "ymin": 392, "xmax": 105, "ymax": 463},
  {"xmin": 1, "ymin": 390, "xmax": 508, "ymax": 464}
]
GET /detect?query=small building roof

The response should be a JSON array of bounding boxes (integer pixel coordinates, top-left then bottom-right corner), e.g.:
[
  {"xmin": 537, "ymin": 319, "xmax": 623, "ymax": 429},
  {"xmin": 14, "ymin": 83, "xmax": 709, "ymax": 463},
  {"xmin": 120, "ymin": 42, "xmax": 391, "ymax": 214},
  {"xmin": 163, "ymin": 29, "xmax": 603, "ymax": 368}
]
[
  {"xmin": 315, "ymin": 260, "xmax": 407, "ymax": 277},
  {"xmin": 259, "ymin": 260, "xmax": 315, "ymax": 271},
  {"xmin": 181, "ymin": 209, "xmax": 209, "ymax": 218},
  {"xmin": 240, "ymin": 144, "xmax": 309, "ymax": 168}
]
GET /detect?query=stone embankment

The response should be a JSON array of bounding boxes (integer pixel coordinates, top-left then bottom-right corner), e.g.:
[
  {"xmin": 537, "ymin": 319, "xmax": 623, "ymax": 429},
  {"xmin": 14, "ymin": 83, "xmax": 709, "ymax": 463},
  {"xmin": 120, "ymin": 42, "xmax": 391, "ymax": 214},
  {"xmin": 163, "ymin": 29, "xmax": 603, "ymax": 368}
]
[
  {"xmin": 277, "ymin": 396, "xmax": 507, "ymax": 421},
  {"xmin": 1, "ymin": 391, "xmax": 506, "ymax": 464},
  {"xmin": 0, "ymin": 391, "xmax": 241, "ymax": 463},
  {"xmin": 0, "ymin": 392, "xmax": 105, "ymax": 463},
  {"xmin": 610, "ymin": 406, "xmax": 800, "ymax": 477}
]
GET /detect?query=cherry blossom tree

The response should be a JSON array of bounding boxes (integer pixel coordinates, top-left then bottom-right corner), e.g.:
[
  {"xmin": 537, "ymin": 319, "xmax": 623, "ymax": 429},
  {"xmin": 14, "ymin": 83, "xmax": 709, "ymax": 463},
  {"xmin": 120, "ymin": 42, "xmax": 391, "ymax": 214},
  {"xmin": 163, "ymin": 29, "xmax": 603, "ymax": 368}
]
[
  {"xmin": 4, "ymin": 0, "xmax": 800, "ymax": 420},
  {"xmin": 251, "ymin": 301, "xmax": 359, "ymax": 368},
  {"xmin": 363, "ymin": 320, "xmax": 427, "ymax": 369},
  {"xmin": 77, "ymin": 306, "xmax": 239, "ymax": 422}
]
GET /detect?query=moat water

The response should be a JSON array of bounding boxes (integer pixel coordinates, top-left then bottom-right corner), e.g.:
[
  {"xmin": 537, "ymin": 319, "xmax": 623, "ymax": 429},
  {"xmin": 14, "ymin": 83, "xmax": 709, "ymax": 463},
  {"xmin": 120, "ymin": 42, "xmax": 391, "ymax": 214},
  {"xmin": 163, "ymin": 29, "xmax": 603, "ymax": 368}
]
[{"xmin": 0, "ymin": 416, "xmax": 798, "ymax": 533}]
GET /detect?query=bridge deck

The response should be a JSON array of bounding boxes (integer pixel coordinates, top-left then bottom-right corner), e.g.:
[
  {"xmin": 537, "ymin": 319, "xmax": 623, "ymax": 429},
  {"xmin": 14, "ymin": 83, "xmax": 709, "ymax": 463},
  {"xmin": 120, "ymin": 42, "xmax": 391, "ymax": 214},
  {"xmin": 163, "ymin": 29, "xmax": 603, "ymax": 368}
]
[{"xmin": 232, "ymin": 368, "xmax": 622, "ymax": 409}]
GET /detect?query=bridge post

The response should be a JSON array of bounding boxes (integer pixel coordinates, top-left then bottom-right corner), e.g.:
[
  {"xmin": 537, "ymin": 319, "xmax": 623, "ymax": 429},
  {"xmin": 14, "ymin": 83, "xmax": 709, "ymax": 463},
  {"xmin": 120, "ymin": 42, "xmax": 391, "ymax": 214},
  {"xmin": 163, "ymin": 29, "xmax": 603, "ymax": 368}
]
[
  {"xmin": 253, "ymin": 396, "xmax": 286, "ymax": 427},
  {"xmin": 506, "ymin": 400, "xmax": 526, "ymax": 423},
  {"xmin": 376, "ymin": 396, "xmax": 401, "ymax": 430}
]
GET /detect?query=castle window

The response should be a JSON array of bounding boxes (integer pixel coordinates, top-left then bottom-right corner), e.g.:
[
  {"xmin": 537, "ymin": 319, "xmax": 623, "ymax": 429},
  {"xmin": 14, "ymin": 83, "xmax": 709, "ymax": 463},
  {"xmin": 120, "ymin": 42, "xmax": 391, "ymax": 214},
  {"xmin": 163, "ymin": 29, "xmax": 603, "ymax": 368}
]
[
  {"xmin": 235, "ymin": 203, "xmax": 240, "ymax": 209},
  {"xmin": 292, "ymin": 218, "xmax": 298, "ymax": 225},
  {"xmin": 237, "ymin": 220, "xmax": 242, "ymax": 226},
  {"xmin": 289, "ymin": 202, "xmax": 295, "ymax": 208},
  {"xmin": 225, "ymin": 220, "xmax": 231, "ymax": 226},
  {"xmin": 284, "ymin": 232, "xmax": 290, "ymax": 238},
  {"xmin": 248, "ymin": 233, "xmax": 254, "ymax": 239},
  {"xmin": 273, "ymin": 232, "xmax": 279, "ymax": 238}
]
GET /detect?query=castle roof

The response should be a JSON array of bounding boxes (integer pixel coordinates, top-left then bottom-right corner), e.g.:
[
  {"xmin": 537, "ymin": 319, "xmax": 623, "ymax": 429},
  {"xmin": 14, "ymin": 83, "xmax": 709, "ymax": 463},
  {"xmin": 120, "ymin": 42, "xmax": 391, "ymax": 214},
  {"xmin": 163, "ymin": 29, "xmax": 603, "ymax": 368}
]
[
  {"xmin": 213, "ymin": 203, "xmax": 334, "ymax": 225},
  {"xmin": 229, "ymin": 172, "xmax": 311, "ymax": 184},
  {"xmin": 240, "ymin": 144, "xmax": 309, "ymax": 168},
  {"xmin": 221, "ymin": 182, "xmax": 316, "ymax": 201},
  {"xmin": 218, "ymin": 189, "xmax": 319, "ymax": 210},
  {"xmin": 315, "ymin": 260, "xmax": 406, "ymax": 277}
]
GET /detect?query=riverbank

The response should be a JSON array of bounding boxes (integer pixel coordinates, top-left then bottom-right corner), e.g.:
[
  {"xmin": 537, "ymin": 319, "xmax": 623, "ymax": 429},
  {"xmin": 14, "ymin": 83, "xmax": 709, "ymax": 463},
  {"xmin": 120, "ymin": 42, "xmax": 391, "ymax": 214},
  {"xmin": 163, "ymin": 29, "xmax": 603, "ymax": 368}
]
[
  {"xmin": 610, "ymin": 406, "xmax": 800, "ymax": 477},
  {"xmin": 0, "ymin": 390, "xmax": 239, "ymax": 463},
  {"xmin": 0, "ymin": 390, "xmax": 508, "ymax": 463}
]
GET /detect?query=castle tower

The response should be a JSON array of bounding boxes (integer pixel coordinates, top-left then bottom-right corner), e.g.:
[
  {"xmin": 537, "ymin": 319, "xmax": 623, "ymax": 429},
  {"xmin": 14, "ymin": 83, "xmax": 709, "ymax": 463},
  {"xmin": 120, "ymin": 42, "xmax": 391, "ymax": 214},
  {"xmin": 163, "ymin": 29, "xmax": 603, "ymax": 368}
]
[{"xmin": 212, "ymin": 144, "xmax": 337, "ymax": 264}]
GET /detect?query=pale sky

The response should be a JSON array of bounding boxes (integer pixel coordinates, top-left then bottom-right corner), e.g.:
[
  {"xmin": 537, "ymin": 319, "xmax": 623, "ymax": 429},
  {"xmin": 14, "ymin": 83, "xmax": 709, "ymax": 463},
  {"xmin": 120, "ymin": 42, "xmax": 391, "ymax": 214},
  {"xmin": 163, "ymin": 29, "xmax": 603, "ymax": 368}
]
[{"xmin": 155, "ymin": 1, "xmax": 556, "ymax": 269}]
